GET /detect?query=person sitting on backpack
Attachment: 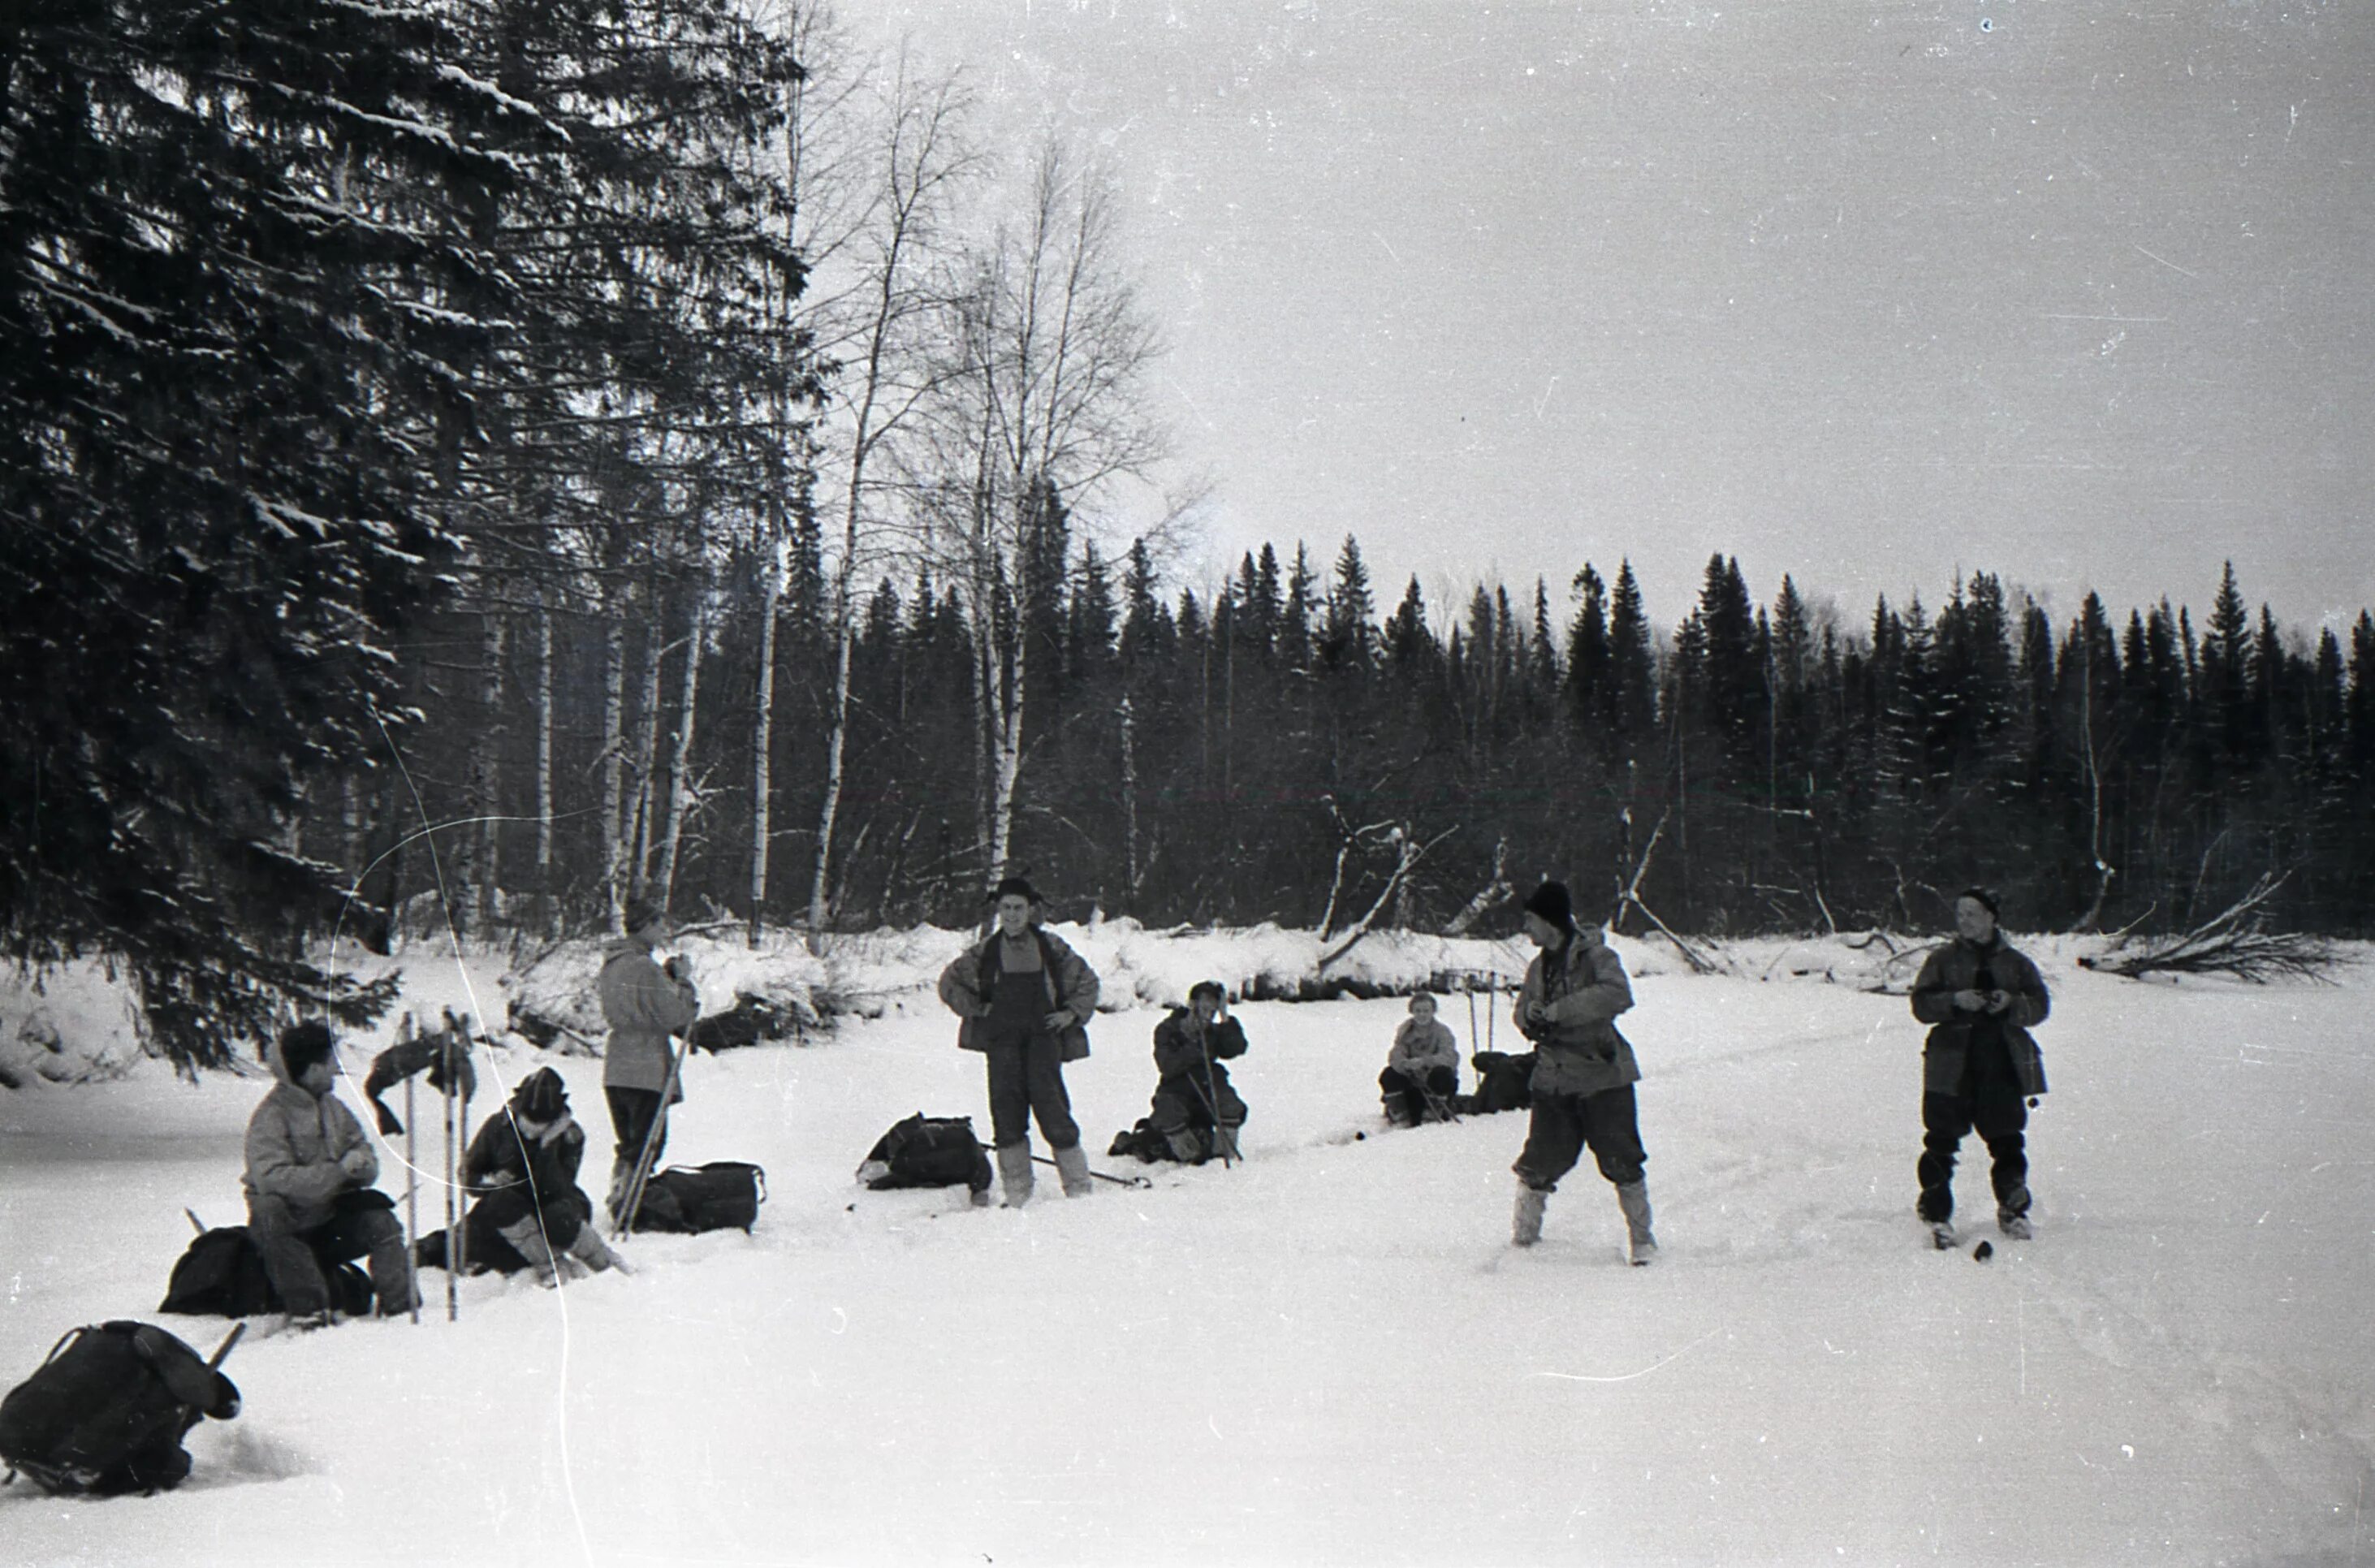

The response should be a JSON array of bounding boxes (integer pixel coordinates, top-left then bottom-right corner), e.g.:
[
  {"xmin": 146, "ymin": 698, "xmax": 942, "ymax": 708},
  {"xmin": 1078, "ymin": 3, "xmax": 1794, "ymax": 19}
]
[
  {"xmin": 1379, "ymin": 991, "xmax": 1460, "ymax": 1126},
  {"xmin": 242, "ymin": 1021, "xmax": 419, "ymax": 1326},
  {"xmin": 459, "ymin": 1067, "xmax": 626, "ymax": 1286},
  {"xmin": 1147, "ymin": 981, "xmax": 1250, "ymax": 1163}
]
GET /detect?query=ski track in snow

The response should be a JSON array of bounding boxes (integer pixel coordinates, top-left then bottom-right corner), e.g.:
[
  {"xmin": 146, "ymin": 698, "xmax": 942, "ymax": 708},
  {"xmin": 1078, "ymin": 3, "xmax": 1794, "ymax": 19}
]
[{"xmin": 2, "ymin": 935, "xmax": 2371, "ymax": 1565}]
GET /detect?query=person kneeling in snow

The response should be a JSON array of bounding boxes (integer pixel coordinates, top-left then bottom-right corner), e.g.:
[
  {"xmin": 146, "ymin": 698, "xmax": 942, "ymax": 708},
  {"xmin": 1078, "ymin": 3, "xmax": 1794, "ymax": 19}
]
[
  {"xmin": 1508, "ymin": 881, "xmax": 1658, "ymax": 1265},
  {"xmin": 1380, "ymin": 991, "xmax": 1459, "ymax": 1126},
  {"xmin": 459, "ymin": 1067, "xmax": 625, "ymax": 1286},
  {"xmin": 1147, "ymin": 981, "xmax": 1250, "ymax": 1163},
  {"xmin": 243, "ymin": 1022, "xmax": 420, "ymax": 1325}
]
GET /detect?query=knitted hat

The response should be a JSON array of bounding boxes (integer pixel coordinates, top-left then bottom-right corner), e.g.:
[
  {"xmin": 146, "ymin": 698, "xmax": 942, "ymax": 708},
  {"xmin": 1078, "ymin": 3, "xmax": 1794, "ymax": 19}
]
[
  {"xmin": 279, "ymin": 1020, "xmax": 335, "ymax": 1080},
  {"xmin": 1521, "ymin": 879, "xmax": 1575, "ymax": 930},
  {"xmin": 511, "ymin": 1066, "xmax": 568, "ymax": 1123},
  {"xmin": 623, "ymin": 896, "xmax": 664, "ymax": 935},
  {"xmin": 1957, "ymin": 886, "xmax": 2001, "ymax": 918},
  {"xmin": 1188, "ymin": 979, "xmax": 1226, "ymax": 1004}
]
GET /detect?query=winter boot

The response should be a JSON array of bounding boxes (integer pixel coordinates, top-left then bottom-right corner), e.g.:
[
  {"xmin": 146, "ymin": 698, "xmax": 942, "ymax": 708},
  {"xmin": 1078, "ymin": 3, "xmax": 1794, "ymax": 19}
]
[
  {"xmin": 1997, "ymin": 1186, "xmax": 2034, "ymax": 1239},
  {"xmin": 1512, "ymin": 1184, "xmax": 1548, "ymax": 1247},
  {"xmin": 566, "ymin": 1223, "xmax": 632, "ymax": 1276},
  {"xmin": 1208, "ymin": 1122, "xmax": 1241, "ymax": 1163},
  {"xmin": 605, "ymin": 1157, "xmax": 634, "ymax": 1228},
  {"xmin": 1617, "ymin": 1179, "xmax": 1657, "ymax": 1266},
  {"xmin": 995, "ymin": 1141, "xmax": 1034, "ymax": 1207},
  {"xmin": 1053, "ymin": 1143, "xmax": 1095, "ymax": 1198},
  {"xmin": 498, "ymin": 1216, "xmax": 564, "ymax": 1288},
  {"xmin": 1165, "ymin": 1128, "xmax": 1206, "ymax": 1164}
]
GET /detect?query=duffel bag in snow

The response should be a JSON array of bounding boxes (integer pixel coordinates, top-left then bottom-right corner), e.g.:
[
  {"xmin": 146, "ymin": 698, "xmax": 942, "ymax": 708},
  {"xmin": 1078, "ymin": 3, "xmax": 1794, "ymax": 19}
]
[
  {"xmin": 0, "ymin": 1321, "xmax": 240, "ymax": 1497},
  {"xmin": 629, "ymin": 1161, "xmax": 766, "ymax": 1233},
  {"xmin": 159, "ymin": 1227, "xmax": 374, "ymax": 1318},
  {"xmin": 1466, "ymin": 1050, "xmax": 1538, "ymax": 1113},
  {"xmin": 856, "ymin": 1113, "xmax": 993, "ymax": 1194}
]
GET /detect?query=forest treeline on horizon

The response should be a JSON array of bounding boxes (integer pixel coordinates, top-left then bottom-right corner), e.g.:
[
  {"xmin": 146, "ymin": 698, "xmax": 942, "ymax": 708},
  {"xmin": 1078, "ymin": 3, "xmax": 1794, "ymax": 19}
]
[{"xmin": 3, "ymin": 0, "xmax": 2367, "ymax": 1069}]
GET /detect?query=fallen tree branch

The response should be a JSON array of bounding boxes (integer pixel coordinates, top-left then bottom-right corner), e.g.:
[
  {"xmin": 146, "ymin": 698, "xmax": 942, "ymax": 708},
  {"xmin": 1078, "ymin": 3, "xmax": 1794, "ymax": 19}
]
[
  {"xmin": 1612, "ymin": 809, "xmax": 1723, "ymax": 976},
  {"xmin": 2078, "ymin": 873, "xmax": 2339, "ymax": 983}
]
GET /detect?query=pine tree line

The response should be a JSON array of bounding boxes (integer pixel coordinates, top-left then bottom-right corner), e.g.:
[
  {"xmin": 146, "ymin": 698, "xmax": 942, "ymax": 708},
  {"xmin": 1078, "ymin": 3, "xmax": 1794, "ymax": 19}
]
[{"xmin": 370, "ymin": 535, "xmax": 2375, "ymax": 945}]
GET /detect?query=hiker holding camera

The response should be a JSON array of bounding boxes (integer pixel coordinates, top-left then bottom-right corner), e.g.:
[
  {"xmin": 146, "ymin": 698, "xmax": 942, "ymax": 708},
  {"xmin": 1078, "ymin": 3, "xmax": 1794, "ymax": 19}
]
[
  {"xmin": 599, "ymin": 896, "xmax": 701, "ymax": 1220},
  {"xmin": 1148, "ymin": 980, "xmax": 1250, "ymax": 1163}
]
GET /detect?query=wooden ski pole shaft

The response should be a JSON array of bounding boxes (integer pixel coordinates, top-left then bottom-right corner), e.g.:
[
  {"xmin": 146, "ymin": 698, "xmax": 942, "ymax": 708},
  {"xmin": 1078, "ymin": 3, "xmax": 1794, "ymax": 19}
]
[
  {"xmin": 443, "ymin": 1066, "xmax": 458, "ymax": 1323},
  {"xmin": 404, "ymin": 1069, "xmax": 420, "ymax": 1326},
  {"xmin": 613, "ymin": 1038, "xmax": 688, "ymax": 1236}
]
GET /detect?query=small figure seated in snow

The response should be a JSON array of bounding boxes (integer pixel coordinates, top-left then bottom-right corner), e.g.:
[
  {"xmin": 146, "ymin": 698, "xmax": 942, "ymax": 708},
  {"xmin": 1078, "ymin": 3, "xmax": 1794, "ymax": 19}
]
[
  {"xmin": 1380, "ymin": 992, "xmax": 1461, "ymax": 1126},
  {"xmin": 425, "ymin": 1067, "xmax": 625, "ymax": 1287},
  {"xmin": 1146, "ymin": 981, "xmax": 1249, "ymax": 1163},
  {"xmin": 242, "ymin": 1021, "xmax": 420, "ymax": 1327}
]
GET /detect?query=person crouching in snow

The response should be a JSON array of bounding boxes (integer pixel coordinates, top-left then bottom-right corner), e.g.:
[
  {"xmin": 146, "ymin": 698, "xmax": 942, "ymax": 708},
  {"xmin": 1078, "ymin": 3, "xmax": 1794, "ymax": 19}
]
[
  {"xmin": 243, "ymin": 1021, "xmax": 421, "ymax": 1325},
  {"xmin": 1509, "ymin": 881, "xmax": 1657, "ymax": 1265},
  {"xmin": 1148, "ymin": 980, "xmax": 1250, "ymax": 1163},
  {"xmin": 599, "ymin": 896, "xmax": 699, "ymax": 1223},
  {"xmin": 1380, "ymin": 991, "xmax": 1460, "ymax": 1126},
  {"xmin": 937, "ymin": 876, "xmax": 1103, "ymax": 1205},
  {"xmin": 1909, "ymin": 886, "xmax": 2050, "ymax": 1246},
  {"xmin": 459, "ymin": 1067, "xmax": 626, "ymax": 1285}
]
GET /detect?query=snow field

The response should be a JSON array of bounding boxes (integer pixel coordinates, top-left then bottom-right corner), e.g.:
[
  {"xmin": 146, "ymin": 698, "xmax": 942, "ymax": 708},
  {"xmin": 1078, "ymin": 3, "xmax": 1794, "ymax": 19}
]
[{"xmin": 2, "ymin": 938, "xmax": 2370, "ymax": 1565}]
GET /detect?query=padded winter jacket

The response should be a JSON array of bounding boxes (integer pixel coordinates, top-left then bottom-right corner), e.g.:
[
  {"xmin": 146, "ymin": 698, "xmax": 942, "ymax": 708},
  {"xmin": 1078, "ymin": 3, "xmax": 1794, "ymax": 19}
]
[
  {"xmin": 241, "ymin": 1063, "xmax": 377, "ymax": 1232},
  {"xmin": 938, "ymin": 927, "xmax": 1100, "ymax": 1060},
  {"xmin": 1513, "ymin": 928, "xmax": 1641, "ymax": 1098},
  {"xmin": 1910, "ymin": 936, "xmax": 2050, "ymax": 1098},
  {"xmin": 463, "ymin": 1109, "xmax": 587, "ymax": 1200},
  {"xmin": 1152, "ymin": 1008, "xmax": 1249, "ymax": 1083},
  {"xmin": 598, "ymin": 939, "xmax": 699, "ymax": 1095},
  {"xmin": 1386, "ymin": 1017, "xmax": 1460, "ymax": 1080}
]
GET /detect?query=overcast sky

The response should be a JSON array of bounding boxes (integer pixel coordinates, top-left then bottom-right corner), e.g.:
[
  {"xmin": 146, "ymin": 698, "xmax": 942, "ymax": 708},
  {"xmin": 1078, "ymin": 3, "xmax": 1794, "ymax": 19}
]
[{"xmin": 861, "ymin": 0, "xmax": 2373, "ymax": 643}]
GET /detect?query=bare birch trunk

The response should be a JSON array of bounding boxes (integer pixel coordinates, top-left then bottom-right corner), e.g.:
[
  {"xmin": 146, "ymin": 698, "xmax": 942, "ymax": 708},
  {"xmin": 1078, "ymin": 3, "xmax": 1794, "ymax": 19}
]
[
  {"xmin": 628, "ymin": 576, "xmax": 667, "ymax": 895},
  {"xmin": 599, "ymin": 584, "xmax": 629, "ymax": 926},
  {"xmin": 1117, "ymin": 689, "xmax": 1140, "ymax": 909},
  {"xmin": 533, "ymin": 591, "xmax": 558, "ymax": 938},
  {"xmin": 656, "ymin": 592, "xmax": 706, "ymax": 917},
  {"xmin": 473, "ymin": 606, "xmax": 505, "ymax": 932},
  {"xmin": 749, "ymin": 547, "xmax": 781, "ymax": 946}
]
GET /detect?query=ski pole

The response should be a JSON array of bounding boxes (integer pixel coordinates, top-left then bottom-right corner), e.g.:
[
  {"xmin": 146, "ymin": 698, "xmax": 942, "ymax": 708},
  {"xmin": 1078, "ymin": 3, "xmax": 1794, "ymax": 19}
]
[
  {"xmin": 1029, "ymin": 1153, "xmax": 1151, "ymax": 1190},
  {"xmin": 613, "ymin": 1037, "xmax": 688, "ymax": 1235},
  {"xmin": 443, "ymin": 1039, "xmax": 459, "ymax": 1324},
  {"xmin": 184, "ymin": 1207, "xmax": 205, "ymax": 1238},
  {"xmin": 1196, "ymin": 1043, "xmax": 1235, "ymax": 1169},
  {"xmin": 404, "ymin": 1068, "xmax": 420, "ymax": 1326}
]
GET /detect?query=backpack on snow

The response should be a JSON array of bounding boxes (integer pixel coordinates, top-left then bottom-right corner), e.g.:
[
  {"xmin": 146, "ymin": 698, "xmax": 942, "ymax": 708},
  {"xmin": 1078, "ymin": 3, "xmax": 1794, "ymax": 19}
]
[
  {"xmin": 856, "ymin": 1113, "xmax": 994, "ymax": 1195},
  {"xmin": 159, "ymin": 1226, "xmax": 374, "ymax": 1319},
  {"xmin": 628, "ymin": 1161, "xmax": 766, "ymax": 1233},
  {"xmin": 1465, "ymin": 1051, "xmax": 1538, "ymax": 1114},
  {"xmin": 0, "ymin": 1321, "xmax": 241, "ymax": 1497}
]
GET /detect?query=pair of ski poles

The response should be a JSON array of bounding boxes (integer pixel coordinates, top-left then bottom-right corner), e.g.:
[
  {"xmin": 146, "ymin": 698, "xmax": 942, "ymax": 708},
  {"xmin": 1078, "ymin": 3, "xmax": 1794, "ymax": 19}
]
[{"xmin": 609, "ymin": 1034, "xmax": 689, "ymax": 1236}]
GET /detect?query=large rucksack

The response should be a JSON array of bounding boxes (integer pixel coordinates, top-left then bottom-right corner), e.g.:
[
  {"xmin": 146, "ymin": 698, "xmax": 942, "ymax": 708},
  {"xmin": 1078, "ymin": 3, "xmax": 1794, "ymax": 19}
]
[
  {"xmin": 1466, "ymin": 1050, "xmax": 1538, "ymax": 1113},
  {"xmin": 0, "ymin": 1321, "xmax": 241, "ymax": 1497},
  {"xmin": 856, "ymin": 1114, "xmax": 993, "ymax": 1195},
  {"xmin": 159, "ymin": 1227, "xmax": 374, "ymax": 1319},
  {"xmin": 628, "ymin": 1161, "xmax": 766, "ymax": 1233}
]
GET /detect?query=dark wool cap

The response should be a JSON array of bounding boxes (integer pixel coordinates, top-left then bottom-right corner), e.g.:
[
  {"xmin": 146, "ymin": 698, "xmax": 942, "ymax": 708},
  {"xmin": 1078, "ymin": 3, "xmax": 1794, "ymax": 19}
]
[
  {"xmin": 987, "ymin": 875, "xmax": 1043, "ymax": 905},
  {"xmin": 623, "ymin": 896, "xmax": 663, "ymax": 935},
  {"xmin": 1522, "ymin": 879, "xmax": 1575, "ymax": 929},
  {"xmin": 279, "ymin": 1020, "xmax": 335, "ymax": 1079},
  {"xmin": 512, "ymin": 1066, "xmax": 568, "ymax": 1121},
  {"xmin": 1958, "ymin": 886, "xmax": 2001, "ymax": 918},
  {"xmin": 1188, "ymin": 979, "xmax": 1227, "ymax": 1004}
]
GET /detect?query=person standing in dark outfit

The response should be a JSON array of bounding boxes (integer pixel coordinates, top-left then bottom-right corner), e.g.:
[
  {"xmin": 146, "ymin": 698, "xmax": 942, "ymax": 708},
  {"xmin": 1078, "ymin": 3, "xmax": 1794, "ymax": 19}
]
[
  {"xmin": 1509, "ymin": 880, "xmax": 1658, "ymax": 1264},
  {"xmin": 598, "ymin": 896, "xmax": 699, "ymax": 1222},
  {"xmin": 1910, "ymin": 888, "xmax": 2051, "ymax": 1244},
  {"xmin": 937, "ymin": 877, "xmax": 1102, "ymax": 1206}
]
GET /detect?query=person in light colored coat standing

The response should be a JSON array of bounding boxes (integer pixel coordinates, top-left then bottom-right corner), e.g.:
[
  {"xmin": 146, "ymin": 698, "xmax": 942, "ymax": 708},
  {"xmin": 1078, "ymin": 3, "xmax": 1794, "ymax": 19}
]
[
  {"xmin": 599, "ymin": 896, "xmax": 699, "ymax": 1220},
  {"xmin": 1508, "ymin": 880, "xmax": 1657, "ymax": 1264}
]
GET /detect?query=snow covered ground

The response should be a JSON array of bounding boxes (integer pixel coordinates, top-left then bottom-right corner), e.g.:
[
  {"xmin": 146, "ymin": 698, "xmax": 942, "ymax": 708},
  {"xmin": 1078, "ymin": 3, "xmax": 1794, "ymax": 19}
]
[{"xmin": 2, "ymin": 929, "xmax": 2370, "ymax": 1566}]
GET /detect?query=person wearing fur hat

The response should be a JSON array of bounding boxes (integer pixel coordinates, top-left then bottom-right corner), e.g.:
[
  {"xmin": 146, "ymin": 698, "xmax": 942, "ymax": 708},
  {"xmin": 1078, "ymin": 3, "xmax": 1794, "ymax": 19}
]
[
  {"xmin": 1909, "ymin": 887, "xmax": 2051, "ymax": 1246},
  {"xmin": 242, "ymin": 1021, "xmax": 421, "ymax": 1324},
  {"xmin": 456, "ymin": 1067, "xmax": 627, "ymax": 1285},
  {"xmin": 599, "ymin": 896, "xmax": 701, "ymax": 1223},
  {"xmin": 1508, "ymin": 879, "xmax": 1658, "ymax": 1264},
  {"xmin": 936, "ymin": 875, "xmax": 1103, "ymax": 1205}
]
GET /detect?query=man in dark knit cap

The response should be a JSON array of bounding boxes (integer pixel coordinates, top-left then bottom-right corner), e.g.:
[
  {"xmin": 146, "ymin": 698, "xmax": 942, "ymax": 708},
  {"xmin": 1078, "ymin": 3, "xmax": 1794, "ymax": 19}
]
[{"xmin": 1508, "ymin": 879, "xmax": 1658, "ymax": 1263}]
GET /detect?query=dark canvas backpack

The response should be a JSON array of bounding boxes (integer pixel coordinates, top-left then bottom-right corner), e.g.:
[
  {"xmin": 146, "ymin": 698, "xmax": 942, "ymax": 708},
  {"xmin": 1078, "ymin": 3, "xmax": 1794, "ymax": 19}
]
[
  {"xmin": 159, "ymin": 1227, "xmax": 374, "ymax": 1318},
  {"xmin": 0, "ymin": 1321, "xmax": 240, "ymax": 1497},
  {"xmin": 629, "ymin": 1161, "xmax": 766, "ymax": 1233},
  {"xmin": 857, "ymin": 1114, "xmax": 993, "ymax": 1194},
  {"xmin": 1467, "ymin": 1051, "xmax": 1538, "ymax": 1113}
]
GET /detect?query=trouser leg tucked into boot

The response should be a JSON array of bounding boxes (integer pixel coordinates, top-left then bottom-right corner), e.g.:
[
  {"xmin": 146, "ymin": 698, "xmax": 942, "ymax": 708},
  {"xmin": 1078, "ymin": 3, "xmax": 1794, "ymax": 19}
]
[
  {"xmin": 1052, "ymin": 1142, "xmax": 1094, "ymax": 1197},
  {"xmin": 1512, "ymin": 1183, "xmax": 1548, "ymax": 1247},
  {"xmin": 1617, "ymin": 1178, "xmax": 1657, "ymax": 1266},
  {"xmin": 995, "ymin": 1141, "xmax": 1034, "ymax": 1207}
]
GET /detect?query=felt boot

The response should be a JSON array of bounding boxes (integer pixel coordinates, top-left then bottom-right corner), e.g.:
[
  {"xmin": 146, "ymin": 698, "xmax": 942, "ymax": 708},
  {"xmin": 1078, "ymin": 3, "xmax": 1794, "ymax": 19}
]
[
  {"xmin": 995, "ymin": 1141, "xmax": 1034, "ymax": 1207},
  {"xmin": 498, "ymin": 1216, "xmax": 563, "ymax": 1288},
  {"xmin": 1053, "ymin": 1143, "xmax": 1094, "ymax": 1197},
  {"xmin": 1617, "ymin": 1179, "xmax": 1657, "ymax": 1266},
  {"xmin": 1513, "ymin": 1184, "xmax": 1547, "ymax": 1247}
]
